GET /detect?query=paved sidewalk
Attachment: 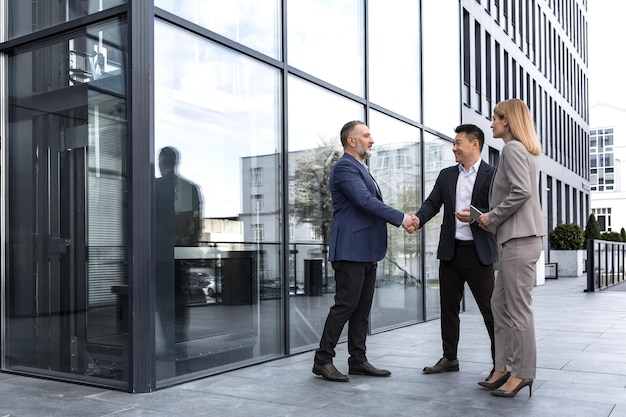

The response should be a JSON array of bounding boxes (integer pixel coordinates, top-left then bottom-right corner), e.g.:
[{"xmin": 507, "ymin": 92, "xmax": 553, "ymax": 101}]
[{"xmin": 1, "ymin": 275, "xmax": 626, "ymax": 417}]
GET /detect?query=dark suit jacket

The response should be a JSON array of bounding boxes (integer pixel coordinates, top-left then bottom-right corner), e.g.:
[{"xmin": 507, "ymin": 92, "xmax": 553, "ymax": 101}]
[
  {"xmin": 415, "ymin": 160, "xmax": 498, "ymax": 265},
  {"xmin": 328, "ymin": 153, "xmax": 405, "ymax": 263}
]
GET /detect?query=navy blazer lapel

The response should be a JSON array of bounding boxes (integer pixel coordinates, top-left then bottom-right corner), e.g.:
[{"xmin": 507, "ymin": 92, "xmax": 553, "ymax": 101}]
[
  {"xmin": 345, "ymin": 154, "xmax": 381, "ymax": 199},
  {"xmin": 367, "ymin": 170, "xmax": 382, "ymax": 199}
]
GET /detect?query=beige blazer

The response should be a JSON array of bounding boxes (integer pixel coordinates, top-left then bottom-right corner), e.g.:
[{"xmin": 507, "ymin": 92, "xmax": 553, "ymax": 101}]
[{"xmin": 488, "ymin": 139, "xmax": 546, "ymax": 245}]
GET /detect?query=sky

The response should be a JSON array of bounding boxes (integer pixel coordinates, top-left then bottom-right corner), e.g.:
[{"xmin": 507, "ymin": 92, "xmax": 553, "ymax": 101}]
[{"xmin": 587, "ymin": 1, "xmax": 626, "ymax": 109}]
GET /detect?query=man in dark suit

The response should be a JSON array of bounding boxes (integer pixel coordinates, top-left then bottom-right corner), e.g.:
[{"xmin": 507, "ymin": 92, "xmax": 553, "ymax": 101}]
[
  {"xmin": 312, "ymin": 120, "xmax": 416, "ymax": 382},
  {"xmin": 412, "ymin": 124, "xmax": 497, "ymax": 379}
]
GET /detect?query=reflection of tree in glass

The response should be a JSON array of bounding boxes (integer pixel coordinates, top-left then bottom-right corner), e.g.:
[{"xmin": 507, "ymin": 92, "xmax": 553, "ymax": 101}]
[
  {"xmin": 385, "ymin": 181, "xmax": 421, "ymax": 288},
  {"xmin": 291, "ymin": 137, "xmax": 342, "ymax": 246}
]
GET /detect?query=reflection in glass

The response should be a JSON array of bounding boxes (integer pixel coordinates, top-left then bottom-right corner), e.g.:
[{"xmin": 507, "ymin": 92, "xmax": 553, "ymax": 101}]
[
  {"xmin": 422, "ymin": 0, "xmax": 461, "ymax": 134},
  {"xmin": 154, "ymin": 20, "xmax": 282, "ymax": 384},
  {"xmin": 421, "ymin": 132, "xmax": 457, "ymax": 320},
  {"xmin": 288, "ymin": 0, "xmax": 364, "ymax": 95},
  {"xmin": 155, "ymin": 146, "xmax": 203, "ymax": 378},
  {"xmin": 155, "ymin": 0, "xmax": 281, "ymax": 59},
  {"xmin": 5, "ymin": 19, "xmax": 128, "ymax": 389},
  {"xmin": 287, "ymin": 77, "xmax": 364, "ymax": 352},
  {"xmin": 369, "ymin": 0, "xmax": 420, "ymax": 120},
  {"xmin": 368, "ymin": 111, "xmax": 422, "ymax": 330},
  {"xmin": 8, "ymin": 0, "xmax": 126, "ymax": 39}
]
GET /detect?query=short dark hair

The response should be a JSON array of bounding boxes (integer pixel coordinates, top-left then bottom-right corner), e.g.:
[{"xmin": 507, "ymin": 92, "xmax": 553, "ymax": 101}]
[
  {"xmin": 340, "ymin": 120, "xmax": 366, "ymax": 147},
  {"xmin": 454, "ymin": 124, "xmax": 485, "ymax": 151},
  {"xmin": 159, "ymin": 146, "xmax": 179, "ymax": 169}
]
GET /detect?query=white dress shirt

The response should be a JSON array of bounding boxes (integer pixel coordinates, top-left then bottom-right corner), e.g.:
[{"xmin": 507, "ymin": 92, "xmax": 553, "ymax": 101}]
[{"xmin": 454, "ymin": 159, "xmax": 481, "ymax": 241}]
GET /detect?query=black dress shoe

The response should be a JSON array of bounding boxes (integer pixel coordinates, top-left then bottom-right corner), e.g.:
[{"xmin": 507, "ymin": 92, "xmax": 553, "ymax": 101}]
[
  {"xmin": 349, "ymin": 361, "xmax": 391, "ymax": 377},
  {"xmin": 312, "ymin": 363, "xmax": 349, "ymax": 382},
  {"xmin": 423, "ymin": 357, "xmax": 459, "ymax": 374},
  {"xmin": 478, "ymin": 372, "xmax": 510, "ymax": 390}
]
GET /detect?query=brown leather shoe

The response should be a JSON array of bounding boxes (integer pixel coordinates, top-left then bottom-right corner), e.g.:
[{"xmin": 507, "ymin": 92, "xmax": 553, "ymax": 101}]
[
  {"xmin": 312, "ymin": 363, "xmax": 349, "ymax": 382},
  {"xmin": 349, "ymin": 361, "xmax": 391, "ymax": 377},
  {"xmin": 422, "ymin": 357, "xmax": 459, "ymax": 374}
]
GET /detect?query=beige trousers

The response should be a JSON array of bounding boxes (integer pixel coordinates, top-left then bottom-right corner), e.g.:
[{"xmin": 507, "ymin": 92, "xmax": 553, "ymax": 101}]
[{"xmin": 492, "ymin": 236, "xmax": 542, "ymax": 379}]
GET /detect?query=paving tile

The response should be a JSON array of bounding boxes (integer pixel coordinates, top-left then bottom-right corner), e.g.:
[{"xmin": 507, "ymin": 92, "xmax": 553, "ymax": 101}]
[{"xmin": 1, "ymin": 275, "xmax": 625, "ymax": 417}]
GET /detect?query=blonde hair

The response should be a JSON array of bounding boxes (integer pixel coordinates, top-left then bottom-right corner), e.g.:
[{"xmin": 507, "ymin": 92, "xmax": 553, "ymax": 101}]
[{"xmin": 493, "ymin": 99, "xmax": 542, "ymax": 156}]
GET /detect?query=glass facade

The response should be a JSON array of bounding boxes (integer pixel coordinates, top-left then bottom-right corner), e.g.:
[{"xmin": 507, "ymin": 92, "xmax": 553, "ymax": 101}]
[
  {"xmin": 7, "ymin": 0, "xmax": 126, "ymax": 40},
  {"xmin": 287, "ymin": 0, "xmax": 364, "ymax": 96},
  {"xmin": 153, "ymin": 20, "xmax": 283, "ymax": 385},
  {"xmin": 0, "ymin": 0, "xmax": 482, "ymax": 393},
  {"xmin": 2, "ymin": 0, "xmax": 589, "ymax": 393},
  {"xmin": 4, "ymin": 18, "xmax": 128, "ymax": 389}
]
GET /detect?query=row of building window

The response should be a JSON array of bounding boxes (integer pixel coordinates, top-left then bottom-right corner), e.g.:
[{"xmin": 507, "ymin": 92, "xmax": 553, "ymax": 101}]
[
  {"xmin": 590, "ymin": 128, "xmax": 615, "ymax": 192},
  {"xmin": 544, "ymin": 174, "xmax": 588, "ymax": 229},
  {"xmin": 464, "ymin": 5, "xmax": 588, "ymax": 178},
  {"xmin": 480, "ymin": 0, "xmax": 587, "ymax": 75}
]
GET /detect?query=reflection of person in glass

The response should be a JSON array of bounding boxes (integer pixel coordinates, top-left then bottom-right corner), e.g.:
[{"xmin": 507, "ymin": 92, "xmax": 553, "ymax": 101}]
[{"xmin": 155, "ymin": 146, "xmax": 203, "ymax": 365}]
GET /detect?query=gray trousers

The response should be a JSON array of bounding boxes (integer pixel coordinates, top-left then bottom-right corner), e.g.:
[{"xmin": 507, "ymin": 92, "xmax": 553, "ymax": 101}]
[{"xmin": 492, "ymin": 236, "xmax": 542, "ymax": 379}]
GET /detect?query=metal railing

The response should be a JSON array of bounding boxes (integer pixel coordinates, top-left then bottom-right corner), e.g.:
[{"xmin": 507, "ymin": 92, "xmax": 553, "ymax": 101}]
[{"xmin": 585, "ymin": 239, "xmax": 626, "ymax": 292}]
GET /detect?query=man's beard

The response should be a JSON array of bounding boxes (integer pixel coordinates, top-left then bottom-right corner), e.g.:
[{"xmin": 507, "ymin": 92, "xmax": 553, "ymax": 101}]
[{"xmin": 357, "ymin": 143, "xmax": 371, "ymax": 159}]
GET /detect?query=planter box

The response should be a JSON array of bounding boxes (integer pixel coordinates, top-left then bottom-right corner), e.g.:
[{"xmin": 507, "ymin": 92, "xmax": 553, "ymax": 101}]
[
  {"xmin": 534, "ymin": 250, "xmax": 545, "ymax": 286},
  {"xmin": 549, "ymin": 249, "xmax": 585, "ymax": 277}
]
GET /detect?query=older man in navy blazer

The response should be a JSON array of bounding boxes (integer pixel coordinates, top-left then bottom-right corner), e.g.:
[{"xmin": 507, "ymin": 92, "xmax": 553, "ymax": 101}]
[
  {"xmin": 312, "ymin": 120, "xmax": 415, "ymax": 382},
  {"xmin": 413, "ymin": 124, "xmax": 498, "ymax": 379}
]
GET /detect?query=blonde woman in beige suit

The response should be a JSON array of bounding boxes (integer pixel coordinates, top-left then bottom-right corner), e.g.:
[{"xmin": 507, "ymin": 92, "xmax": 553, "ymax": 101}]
[{"xmin": 476, "ymin": 98, "xmax": 546, "ymax": 398}]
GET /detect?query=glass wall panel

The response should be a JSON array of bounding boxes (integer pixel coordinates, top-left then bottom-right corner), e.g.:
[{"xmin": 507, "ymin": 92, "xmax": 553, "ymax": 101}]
[
  {"xmin": 4, "ymin": 18, "xmax": 128, "ymax": 389},
  {"xmin": 7, "ymin": 0, "xmax": 126, "ymax": 40},
  {"xmin": 154, "ymin": 0, "xmax": 281, "ymax": 60},
  {"xmin": 422, "ymin": 0, "xmax": 461, "ymax": 134},
  {"xmin": 422, "ymin": 132, "xmax": 456, "ymax": 320},
  {"xmin": 369, "ymin": 0, "xmax": 421, "ymax": 120},
  {"xmin": 287, "ymin": 0, "xmax": 364, "ymax": 96},
  {"xmin": 287, "ymin": 75, "xmax": 364, "ymax": 353},
  {"xmin": 368, "ymin": 111, "xmax": 422, "ymax": 331},
  {"xmin": 154, "ymin": 20, "xmax": 282, "ymax": 385}
]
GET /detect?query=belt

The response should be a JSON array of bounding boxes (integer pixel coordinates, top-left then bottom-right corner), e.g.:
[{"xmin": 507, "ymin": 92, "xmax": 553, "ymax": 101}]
[{"xmin": 455, "ymin": 239, "xmax": 475, "ymax": 247}]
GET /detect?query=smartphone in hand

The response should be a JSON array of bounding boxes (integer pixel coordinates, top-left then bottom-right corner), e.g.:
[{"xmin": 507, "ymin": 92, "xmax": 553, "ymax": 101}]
[{"xmin": 470, "ymin": 205, "xmax": 483, "ymax": 222}]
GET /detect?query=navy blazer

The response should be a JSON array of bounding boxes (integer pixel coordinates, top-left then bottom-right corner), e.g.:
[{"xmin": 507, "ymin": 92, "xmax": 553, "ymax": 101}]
[
  {"xmin": 328, "ymin": 153, "xmax": 405, "ymax": 263},
  {"xmin": 415, "ymin": 160, "xmax": 498, "ymax": 266}
]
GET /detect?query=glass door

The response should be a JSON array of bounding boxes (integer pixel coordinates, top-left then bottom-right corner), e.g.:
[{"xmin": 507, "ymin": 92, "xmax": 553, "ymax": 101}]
[{"xmin": 3, "ymin": 19, "xmax": 129, "ymax": 389}]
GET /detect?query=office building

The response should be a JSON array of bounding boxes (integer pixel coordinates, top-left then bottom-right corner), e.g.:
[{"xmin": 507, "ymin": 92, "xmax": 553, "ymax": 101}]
[
  {"xmin": 0, "ymin": 1, "xmax": 588, "ymax": 392},
  {"xmin": 589, "ymin": 103, "xmax": 626, "ymax": 232}
]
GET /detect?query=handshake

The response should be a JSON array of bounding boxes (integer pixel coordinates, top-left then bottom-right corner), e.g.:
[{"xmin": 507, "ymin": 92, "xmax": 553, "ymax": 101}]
[{"xmin": 402, "ymin": 214, "xmax": 419, "ymax": 234}]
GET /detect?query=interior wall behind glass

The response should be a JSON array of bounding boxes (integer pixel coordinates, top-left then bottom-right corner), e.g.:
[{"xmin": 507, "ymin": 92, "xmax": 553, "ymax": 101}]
[
  {"xmin": 368, "ymin": 111, "xmax": 422, "ymax": 331},
  {"xmin": 368, "ymin": 0, "xmax": 421, "ymax": 120},
  {"xmin": 422, "ymin": 0, "xmax": 461, "ymax": 134},
  {"xmin": 7, "ymin": 0, "xmax": 126, "ymax": 40},
  {"xmin": 154, "ymin": 20, "xmax": 283, "ymax": 385},
  {"xmin": 287, "ymin": 75, "xmax": 364, "ymax": 353},
  {"xmin": 154, "ymin": 0, "xmax": 281, "ymax": 59}
]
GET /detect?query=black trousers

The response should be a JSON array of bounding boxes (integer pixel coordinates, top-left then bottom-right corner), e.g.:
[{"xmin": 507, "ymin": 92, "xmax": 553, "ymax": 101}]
[
  {"xmin": 314, "ymin": 260, "xmax": 377, "ymax": 366},
  {"xmin": 439, "ymin": 244, "xmax": 495, "ymax": 363}
]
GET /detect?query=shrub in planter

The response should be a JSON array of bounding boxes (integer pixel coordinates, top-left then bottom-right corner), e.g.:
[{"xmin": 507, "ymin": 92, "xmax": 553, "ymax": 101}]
[
  {"xmin": 549, "ymin": 223, "xmax": 586, "ymax": 277},
  {"xmin": 585, "ymin": 214, "xmax": 601, "ymax": 240},
  {"xmin": 548, "ymin": 223, "xmax": 585, "ymax": 250},
  {"xmin": 601, "ymin": 231, "xmax": 622, "ymax": 242}
]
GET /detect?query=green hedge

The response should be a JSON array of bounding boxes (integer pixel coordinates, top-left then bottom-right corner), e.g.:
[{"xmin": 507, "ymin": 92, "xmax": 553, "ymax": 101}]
[{"xmin": 548, "ymin": 223, "xmax": 585, "ymax": 250}]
